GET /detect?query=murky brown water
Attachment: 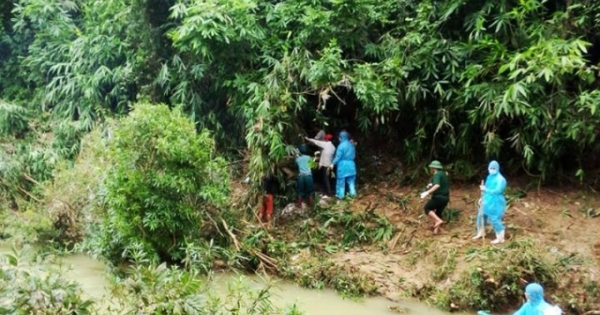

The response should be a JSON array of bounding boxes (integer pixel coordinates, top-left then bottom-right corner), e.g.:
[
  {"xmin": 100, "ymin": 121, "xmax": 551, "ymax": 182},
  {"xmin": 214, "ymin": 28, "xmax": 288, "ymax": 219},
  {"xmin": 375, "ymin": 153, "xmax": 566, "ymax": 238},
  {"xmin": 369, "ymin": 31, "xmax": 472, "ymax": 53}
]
[{"xmin": 1, "ymin": 244, "xmax": 466, "ymax": 315}]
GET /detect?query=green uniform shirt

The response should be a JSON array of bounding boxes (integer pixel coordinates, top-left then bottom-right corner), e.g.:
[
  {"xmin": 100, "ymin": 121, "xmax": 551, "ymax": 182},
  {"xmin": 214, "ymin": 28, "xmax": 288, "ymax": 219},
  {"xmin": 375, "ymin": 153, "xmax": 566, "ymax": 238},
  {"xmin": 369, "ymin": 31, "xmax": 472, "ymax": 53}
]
[{"xmin": 431, "ymin": 170, "xmax": 449, "ymax": 197}]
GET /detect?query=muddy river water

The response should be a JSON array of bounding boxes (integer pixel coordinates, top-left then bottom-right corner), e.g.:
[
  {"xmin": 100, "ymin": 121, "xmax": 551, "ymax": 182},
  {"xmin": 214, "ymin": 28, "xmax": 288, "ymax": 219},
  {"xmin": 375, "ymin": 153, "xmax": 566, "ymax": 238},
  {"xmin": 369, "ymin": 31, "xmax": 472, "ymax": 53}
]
[{"xmin": 1, "ymin": 245, "xmax": 467, "ymax": 315}]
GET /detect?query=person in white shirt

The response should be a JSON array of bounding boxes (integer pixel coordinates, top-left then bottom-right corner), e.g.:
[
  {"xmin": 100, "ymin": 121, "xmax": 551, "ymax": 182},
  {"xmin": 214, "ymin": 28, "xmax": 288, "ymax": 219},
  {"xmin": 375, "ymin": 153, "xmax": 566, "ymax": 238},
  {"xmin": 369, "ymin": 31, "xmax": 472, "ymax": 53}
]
[
  {"xmin": 314, "ymin": 129, "xmax": 325, "ymax": 141},
  {"xmin": 305, "ymin": 134, "xmax": 335, "ymax": 197}
]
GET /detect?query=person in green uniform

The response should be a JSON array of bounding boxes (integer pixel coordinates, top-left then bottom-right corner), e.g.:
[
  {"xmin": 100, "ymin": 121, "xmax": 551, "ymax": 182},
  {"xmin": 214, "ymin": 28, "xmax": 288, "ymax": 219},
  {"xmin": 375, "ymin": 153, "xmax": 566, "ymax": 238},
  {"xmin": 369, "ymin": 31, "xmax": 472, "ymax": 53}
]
[
  {"xmin": 420, "ymin": 160, "xmax": 450, "ymax": 234},
  {"xmin": 295, "ymin": 144, "xmax": 315, "ymax": 209}
]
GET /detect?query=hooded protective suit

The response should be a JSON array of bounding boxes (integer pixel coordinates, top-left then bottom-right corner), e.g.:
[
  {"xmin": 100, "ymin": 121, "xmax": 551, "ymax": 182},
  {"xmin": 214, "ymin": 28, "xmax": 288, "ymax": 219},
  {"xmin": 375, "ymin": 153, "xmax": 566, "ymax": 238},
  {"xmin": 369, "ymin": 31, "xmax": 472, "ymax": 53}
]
[
  {"xmin": 482, "ymin": 160, "xmax": 507, "ymax": 233},
  {"xmin": 513, "ymin": 283, "xmax": 562, "ymax": 315},
  {"xmin": 331, "ymin": 131, "xmax": 356, "ymax": 198}
]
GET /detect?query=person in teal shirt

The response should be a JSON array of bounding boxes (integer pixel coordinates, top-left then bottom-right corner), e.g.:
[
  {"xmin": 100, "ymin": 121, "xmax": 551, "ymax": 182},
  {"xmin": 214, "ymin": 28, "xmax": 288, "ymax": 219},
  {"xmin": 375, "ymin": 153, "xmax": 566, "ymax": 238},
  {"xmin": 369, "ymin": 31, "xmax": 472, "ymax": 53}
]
[{"xmin": 295, "ymin": 144, "xmax": 314, "ymax": 208}]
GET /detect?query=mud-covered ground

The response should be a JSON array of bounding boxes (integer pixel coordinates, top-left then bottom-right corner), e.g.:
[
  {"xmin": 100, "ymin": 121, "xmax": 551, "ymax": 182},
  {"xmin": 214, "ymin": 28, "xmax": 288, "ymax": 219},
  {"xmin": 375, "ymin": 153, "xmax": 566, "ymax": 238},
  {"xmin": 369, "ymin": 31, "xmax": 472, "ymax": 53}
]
[{"xmin": 335, "ymin": 184, "xmax": 600, "ymax": 300}]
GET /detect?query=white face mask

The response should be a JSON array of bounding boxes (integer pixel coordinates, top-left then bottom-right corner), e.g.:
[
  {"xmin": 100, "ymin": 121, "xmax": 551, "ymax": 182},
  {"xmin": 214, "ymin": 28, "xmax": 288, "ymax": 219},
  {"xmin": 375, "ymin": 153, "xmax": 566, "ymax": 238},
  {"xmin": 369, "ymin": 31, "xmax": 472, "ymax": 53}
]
[{"xmin": 489, "ymin": 168, "xmax": 498, "ymax": 175}]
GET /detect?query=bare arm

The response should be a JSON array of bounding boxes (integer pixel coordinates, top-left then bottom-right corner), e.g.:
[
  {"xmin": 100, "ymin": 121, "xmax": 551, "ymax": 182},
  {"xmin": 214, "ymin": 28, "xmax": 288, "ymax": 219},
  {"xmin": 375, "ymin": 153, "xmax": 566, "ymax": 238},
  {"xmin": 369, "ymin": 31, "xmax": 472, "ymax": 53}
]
[
  {"xmin": 424, "ymin": 184, "xmax": 440, "ymax": 195},
  {"xmin": 304, "ymin": 137, "xmax": 327, "ymax": 149}
]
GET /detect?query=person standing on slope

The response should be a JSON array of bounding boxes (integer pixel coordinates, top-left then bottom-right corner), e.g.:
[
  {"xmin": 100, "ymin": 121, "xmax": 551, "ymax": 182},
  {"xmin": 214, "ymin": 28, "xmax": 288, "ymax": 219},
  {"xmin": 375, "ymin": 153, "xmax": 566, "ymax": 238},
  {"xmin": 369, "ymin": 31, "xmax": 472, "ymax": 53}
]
[
  {"xmin": 295, "ymin": 144, "xmax": 315, "ymax": 209},
  {"xmin": 305, "ymin": 134, "xmax": 336, "ymax": 198},
  {"xmin": 474, "ymin": 160, "xmax": 507, "ymax": 244},
  {"xmin": 329, "ymin": 131, "xmax": 356, "ymax": 199}
]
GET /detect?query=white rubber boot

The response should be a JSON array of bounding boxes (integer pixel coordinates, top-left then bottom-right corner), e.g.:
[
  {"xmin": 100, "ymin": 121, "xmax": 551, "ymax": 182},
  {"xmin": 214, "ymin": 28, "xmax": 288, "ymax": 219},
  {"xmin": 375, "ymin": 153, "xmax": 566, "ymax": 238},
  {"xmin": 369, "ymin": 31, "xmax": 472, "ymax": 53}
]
[
  {"xmin": 472, "ymin": 228, "xmax": 485, "ymax": 240},
  {"xmin": 491, "ymin": 230, "xmax": 505, "ymax": 244}
]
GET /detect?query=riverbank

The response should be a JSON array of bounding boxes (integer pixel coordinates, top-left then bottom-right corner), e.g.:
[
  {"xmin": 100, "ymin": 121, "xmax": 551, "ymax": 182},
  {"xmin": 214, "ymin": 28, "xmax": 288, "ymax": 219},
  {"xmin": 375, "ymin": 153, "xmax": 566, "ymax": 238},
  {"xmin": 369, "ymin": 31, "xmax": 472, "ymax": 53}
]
[
  {"xmin": 0, "ymin": 244, "xmax": 463, "ymax": 315},
  {"xmin": 254, "ymin": 182, "xmax": 600, "ymax": 314},
  {"xmin": 2, "ymin": 181, "xmax": 598, "ymax": 314}
]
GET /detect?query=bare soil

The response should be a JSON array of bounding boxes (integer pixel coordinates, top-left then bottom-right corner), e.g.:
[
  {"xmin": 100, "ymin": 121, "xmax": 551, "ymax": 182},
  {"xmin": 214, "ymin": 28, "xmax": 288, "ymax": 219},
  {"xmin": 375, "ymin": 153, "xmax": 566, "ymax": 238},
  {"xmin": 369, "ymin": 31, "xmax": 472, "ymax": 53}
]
[
  {"xmin": 232, "ymin": 159, "xmax": 600, "ymax": 312},
  {"xmin": 330, "ymin": 183, "xmax": 600, "ymax": 304}
]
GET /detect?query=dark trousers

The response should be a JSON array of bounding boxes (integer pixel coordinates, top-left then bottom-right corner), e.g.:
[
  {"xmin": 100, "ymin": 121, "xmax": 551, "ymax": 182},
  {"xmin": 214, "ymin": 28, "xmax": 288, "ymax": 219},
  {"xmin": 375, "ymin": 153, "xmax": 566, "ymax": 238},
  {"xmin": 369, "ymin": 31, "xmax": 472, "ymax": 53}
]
[
  {"xmin": 319, "ymin": 166, "xmax": 333, "ymax": 196},
  {"xmin": 297, "ymin": 175, "xmax": 315, "ymax": 198}
]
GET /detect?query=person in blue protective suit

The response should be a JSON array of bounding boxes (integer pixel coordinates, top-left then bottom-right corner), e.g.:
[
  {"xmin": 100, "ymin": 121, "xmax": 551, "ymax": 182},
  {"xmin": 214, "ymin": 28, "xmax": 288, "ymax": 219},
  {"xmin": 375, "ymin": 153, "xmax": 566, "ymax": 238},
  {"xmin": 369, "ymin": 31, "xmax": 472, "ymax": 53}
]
[
  {"xmin": 477, "ymin": 283, "xmax": 562, "ymax": 315},
  {"xmin": 328, "ymin": 131, "xmax": 356, "ymax": 199},
  {"xmin": 513, "ymin": 283, "xmax": 562, "ymax": 315},
  {"xmin": 474, "ymin": 160, "xmax": 507, "ymax": 244}
]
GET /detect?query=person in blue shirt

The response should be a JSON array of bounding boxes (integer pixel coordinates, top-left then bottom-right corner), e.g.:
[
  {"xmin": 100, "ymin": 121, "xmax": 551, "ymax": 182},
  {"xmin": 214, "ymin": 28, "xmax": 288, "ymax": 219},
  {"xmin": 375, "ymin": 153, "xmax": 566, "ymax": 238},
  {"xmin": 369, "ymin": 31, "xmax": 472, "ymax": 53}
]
[
  {"xmin": 295, "ymin": 144, "xmax": 314, "ymax": 208},
  {"xmin": 475, "ymin": 160, "xmax": 507, "ymax": 244},
  {"xmin": 329, "ymin": 131, "xmax": 357, "ymax": 199}
]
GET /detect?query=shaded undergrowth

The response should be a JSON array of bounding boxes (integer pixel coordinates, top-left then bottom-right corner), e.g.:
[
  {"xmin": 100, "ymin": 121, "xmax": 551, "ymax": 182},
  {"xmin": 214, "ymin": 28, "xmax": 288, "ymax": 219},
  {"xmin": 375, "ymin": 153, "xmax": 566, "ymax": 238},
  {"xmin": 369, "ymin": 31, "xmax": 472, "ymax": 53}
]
[{"xmin": 415, "ymin": 238, "xmax": 600, "ymax": 314}]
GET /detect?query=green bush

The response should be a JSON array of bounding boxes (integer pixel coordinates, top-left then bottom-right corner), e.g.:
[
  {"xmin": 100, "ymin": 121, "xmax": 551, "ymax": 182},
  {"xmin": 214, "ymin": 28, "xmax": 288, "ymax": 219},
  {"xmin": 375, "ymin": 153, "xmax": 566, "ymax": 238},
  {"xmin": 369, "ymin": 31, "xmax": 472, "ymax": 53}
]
[
  {"xmin": 0, "ymin": 100, "xmax": 29, "ymax": 137},
  {"xmin": 0, "ymin": 246, "xmax": 95, "ymax": 315},
  {"xmin": 427, "ymin": 239, "xmax": 560, "ymax": 312},
  {"xmin": 109, "ymin": 248, "xmax": 303, "ymax": 315},
  {"xmin": 99, "ymin": 103, "xmax": 231, "ymax": 264}
]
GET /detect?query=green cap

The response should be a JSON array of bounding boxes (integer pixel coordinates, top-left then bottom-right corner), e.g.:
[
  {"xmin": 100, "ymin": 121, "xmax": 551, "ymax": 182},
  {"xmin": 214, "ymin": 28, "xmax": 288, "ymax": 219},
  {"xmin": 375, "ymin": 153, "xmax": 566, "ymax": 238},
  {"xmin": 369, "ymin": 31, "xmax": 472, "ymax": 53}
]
[{"xmin": 428, "ymin": 160, "xmax": 443, "ymax": 169}]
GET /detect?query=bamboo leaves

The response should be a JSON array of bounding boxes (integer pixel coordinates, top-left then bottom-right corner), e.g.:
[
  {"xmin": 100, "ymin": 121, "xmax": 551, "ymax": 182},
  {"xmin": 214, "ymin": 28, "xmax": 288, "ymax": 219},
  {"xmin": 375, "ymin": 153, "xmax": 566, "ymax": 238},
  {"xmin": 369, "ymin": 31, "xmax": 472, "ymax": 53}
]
[{"xmin": 2, "ymin": 0, "xmax": 600, "ymax": 184}]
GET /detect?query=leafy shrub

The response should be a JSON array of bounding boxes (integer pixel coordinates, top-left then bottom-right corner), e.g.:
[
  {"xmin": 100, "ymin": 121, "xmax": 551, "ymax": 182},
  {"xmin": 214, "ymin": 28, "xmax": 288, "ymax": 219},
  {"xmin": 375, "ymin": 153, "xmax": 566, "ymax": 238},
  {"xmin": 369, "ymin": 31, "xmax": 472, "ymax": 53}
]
[
  {"xmin": 109, "ymin": 248, "xmax": 302, "ymax": 315},
  {"xmin": 37, "ymin": 128, "xmax": 108, "ymax": 249},
  {"xmin": 0, "ymin": 100, "xmax": 29, "ymax": 137},
  {"xmin": 281, "ymin": 257, "xmax": 377, "ymax": 298},
  {"xmin": 0, "ymin": 246, "xmax": 95, "ymax": 314},
  {"xmin": 427, "ymin": 239, "xmax": 560, "ymax": 312},
  {"xmin": 98, "ymin": 103, "xmax": 231, "ymax": 264},
  {"xmin": 0, "ymin": 144, "xmax": 22, "ymax": 211},
  {"xmin": 316, "ymin": 208, "xmax": 395, "ymax": 247},
  {"xmin": 0, "ymin": 209, "xmax": 54, "ymax": 245}
]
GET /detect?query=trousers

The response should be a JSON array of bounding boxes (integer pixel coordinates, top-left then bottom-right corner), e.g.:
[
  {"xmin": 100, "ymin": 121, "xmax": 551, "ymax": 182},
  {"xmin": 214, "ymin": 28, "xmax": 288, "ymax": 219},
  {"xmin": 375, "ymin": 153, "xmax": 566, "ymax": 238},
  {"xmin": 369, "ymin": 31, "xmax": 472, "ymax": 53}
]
[{"xmin": 336, "ymin": 175, "xmax": 356, "ymax": 199}]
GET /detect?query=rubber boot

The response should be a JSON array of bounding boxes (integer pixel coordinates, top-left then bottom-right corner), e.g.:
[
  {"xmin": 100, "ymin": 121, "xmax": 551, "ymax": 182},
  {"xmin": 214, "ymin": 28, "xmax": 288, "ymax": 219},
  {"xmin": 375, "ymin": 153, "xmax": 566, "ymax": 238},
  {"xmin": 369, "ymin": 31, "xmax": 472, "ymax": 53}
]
[
  {"xmin": 491, "ymin": 230, "xmax": 505, "ymax": 244},
  {"xmin": 307, "ymin": 196, "xmax": 314, "ymax": 209},
  {"xmin": 472, "ymin": 227, "xmax": 485, "ymax": 240}
]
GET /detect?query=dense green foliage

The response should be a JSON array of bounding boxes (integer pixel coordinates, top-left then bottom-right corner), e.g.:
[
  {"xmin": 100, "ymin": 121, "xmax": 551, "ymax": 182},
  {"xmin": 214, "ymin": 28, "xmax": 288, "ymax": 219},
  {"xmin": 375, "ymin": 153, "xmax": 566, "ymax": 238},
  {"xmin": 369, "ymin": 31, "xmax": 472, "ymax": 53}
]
[
  {"xmin": 1, "ymin": 0, "xmax": 600, "ymax": 185},
  {"xmin": 3, "ymin": 1, "xmax": 600, "ymax": 313},
  {"xmin": 96, "ymin": 103, "xmax": 231, "ymax": 263},
  {"xmin": 0, "ymin": 246, "xmax": 304, "ymax": 315},
  {"xmin": 0, "ymin": 246, "xmax": 95, "ymax": 315},
  {"xmin": 109, "ymin": 249, "xmax": 303, "ymax": 315}
]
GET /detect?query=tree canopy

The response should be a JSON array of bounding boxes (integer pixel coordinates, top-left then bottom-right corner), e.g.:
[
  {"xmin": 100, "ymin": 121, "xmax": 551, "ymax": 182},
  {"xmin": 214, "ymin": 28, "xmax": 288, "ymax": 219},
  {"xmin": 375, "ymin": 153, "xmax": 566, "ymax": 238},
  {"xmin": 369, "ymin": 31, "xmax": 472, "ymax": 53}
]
[{"xmin": 1, "ymin": 0, "xmax": 600, "ymax": 184}]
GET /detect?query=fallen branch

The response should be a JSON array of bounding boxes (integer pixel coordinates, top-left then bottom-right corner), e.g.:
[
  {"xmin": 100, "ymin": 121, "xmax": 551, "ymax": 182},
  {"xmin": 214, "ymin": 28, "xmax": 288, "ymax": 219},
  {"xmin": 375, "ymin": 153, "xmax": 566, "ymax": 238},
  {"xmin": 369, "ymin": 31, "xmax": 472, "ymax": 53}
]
[
  {"xmin": 251, "ymin": 210, "xmax": 275, "ymax": 242},
  {"xmin": 222, "ymin": 218, "xmax": 278, "ymax": 270},
  {"xmin": 17, "ymin": 186, "xmax": 41, "ymax": 203},
  {"xmin": 511, "ymin": 206, "xmax": 528, "ymax": 216},
  {"xmin": 387, "ymin": 231, "xmax": 403, "ymax": 251},
  {"xmin": 22, "ymin": 173, "xmax": 40, "ymax": 185},
  {"xmin": 250, "ymin": 250, "xmax": 277, "ymax": 269},
  {"xmin": 221, "ymin": 219, "xmax": 241, "ymax": 251},
  {"xmin": 402, "ymin": 229, "xmax": 417, "ymax": 248}
]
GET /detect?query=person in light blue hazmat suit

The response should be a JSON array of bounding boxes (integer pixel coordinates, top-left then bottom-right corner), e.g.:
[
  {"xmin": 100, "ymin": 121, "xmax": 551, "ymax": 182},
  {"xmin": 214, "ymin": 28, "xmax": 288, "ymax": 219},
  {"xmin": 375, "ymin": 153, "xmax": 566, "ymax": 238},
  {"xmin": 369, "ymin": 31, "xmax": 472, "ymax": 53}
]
[
  {"xmin": 329, "ymin": 131, "xmax": 356, "ymax": 199},
  {"xmin": 473, "ymin": 160, "xmax": 507, "ymax": 244},
  {"xmin": 513, "ymin": 283, "xmax": 562, "ymax": 315},
  {"xmin": 477, "ymin": 283, "xmax": 562, "ymax": 315}
]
